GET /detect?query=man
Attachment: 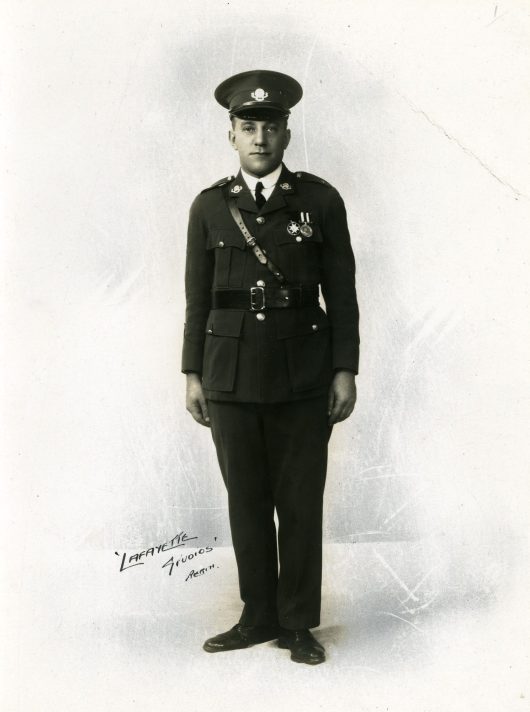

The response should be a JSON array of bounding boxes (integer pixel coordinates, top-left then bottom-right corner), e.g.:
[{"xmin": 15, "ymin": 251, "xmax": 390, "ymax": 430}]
[{"xmin": 182, "ymin": 70, "xmax": 359, "ymax": 665}]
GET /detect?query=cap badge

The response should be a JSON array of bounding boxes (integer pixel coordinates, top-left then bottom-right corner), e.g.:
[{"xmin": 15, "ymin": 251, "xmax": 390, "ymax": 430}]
[
  {"xmin": 231, "ymin": 184, "xmax": 243, "ymax": 194},
  {"xmin": 287, "ymin": 220, "xmax": 300, "ymax": 236},
  {"xmin": 251, "ymin": 88, "xmax": 268, "ymax": 102},
  {"xmin": 280, "ymin": 182, "xmax": 292, "ymax": 190}
]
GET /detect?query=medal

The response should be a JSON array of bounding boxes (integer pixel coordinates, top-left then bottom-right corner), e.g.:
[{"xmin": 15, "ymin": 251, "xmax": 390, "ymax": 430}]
[
  {"xmin": 287, "ymin": 220, "xmax": 300, "ymax": 236},
  {"xmin": 299, "ymin": 211, "xmax": 313, "ymax": 238}
]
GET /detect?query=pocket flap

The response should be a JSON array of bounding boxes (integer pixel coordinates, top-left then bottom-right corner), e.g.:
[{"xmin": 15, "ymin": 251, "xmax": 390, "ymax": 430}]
[
  {"xmin": 276, "ymin": 309, "xmax": 329, "ymax": 339},
  {"xmin": 205, "ymin": 309, "xmax": 245, "ymax": 337},
  {"xmin": 206, "ymin": 230, "xmax": 246, "ymax": 251}
]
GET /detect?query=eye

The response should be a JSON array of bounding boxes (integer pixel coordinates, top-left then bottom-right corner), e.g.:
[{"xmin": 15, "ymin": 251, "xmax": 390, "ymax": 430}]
[{"xmin": 242, "ymin": 125, "xmax": 255, "ymax": 133}]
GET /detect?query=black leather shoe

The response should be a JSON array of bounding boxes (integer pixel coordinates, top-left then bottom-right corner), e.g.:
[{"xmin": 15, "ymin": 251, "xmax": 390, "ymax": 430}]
[
  {"xmin": 277, "ymin": 629, "xmax": 326, "ymax": 665},
  {"xmin": 203, "ymin": 623, "xmax": 280, "ymax": 653}
]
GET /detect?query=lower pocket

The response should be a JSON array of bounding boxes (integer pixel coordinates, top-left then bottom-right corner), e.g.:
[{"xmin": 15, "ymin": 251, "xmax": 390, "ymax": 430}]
[
  {"xmin": 277, "ymin": 310, "xmax": 332, "ymax": 392},
  {"xmin": 284, "ymin": 331, "xmax": 331, "ymax": 391},
  {"xmin": 201, "ymin": 310, "xmax": 244, "ymax": 392},
  {"xmin": 202, "ymin": 335, "xmax": 239, "ymax": 391}
]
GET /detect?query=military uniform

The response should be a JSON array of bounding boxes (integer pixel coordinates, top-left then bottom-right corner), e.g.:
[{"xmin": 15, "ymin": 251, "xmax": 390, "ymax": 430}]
[
  {"xmin": 182, "ymin": 71, "xmax": 359, "ymax": 641},
  {"xmin": 182, "ymin": 165, "xmax": 359, "ymax": 396}
]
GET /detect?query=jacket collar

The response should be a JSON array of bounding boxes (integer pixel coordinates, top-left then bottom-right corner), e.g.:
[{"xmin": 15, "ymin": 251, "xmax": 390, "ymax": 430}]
[
  {"xmin": 227, "ymin": 164, "xmax": 297, "ymax": 215},
  {"xmin": 241, "ymin": 163, "xmax": 282, "ymax": 192}
]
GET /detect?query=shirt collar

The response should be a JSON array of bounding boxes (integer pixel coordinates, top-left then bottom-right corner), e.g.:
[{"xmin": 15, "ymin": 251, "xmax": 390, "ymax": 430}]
[{"xmin": 240, "ymin": 163, "xmax": 283, "ymax": 192}]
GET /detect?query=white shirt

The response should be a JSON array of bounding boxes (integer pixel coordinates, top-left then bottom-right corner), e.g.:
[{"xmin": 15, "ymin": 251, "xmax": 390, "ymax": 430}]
[{"xmin": 241, "ymin": 164, "xmax": 283, "ymax": 203}]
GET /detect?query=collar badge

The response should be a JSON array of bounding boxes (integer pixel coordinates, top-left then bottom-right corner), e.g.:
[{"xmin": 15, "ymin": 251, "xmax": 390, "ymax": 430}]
[
  {"xmin": 251, "ymin": 88, "xmax": 268, "ymax": 101},
  {"xmin": 231, "ymin": 184, "xmax": 243, "ymax": 194},
  {"xmin": 280, "ymin": 182, "xmax": 292, "ymax": 190}
]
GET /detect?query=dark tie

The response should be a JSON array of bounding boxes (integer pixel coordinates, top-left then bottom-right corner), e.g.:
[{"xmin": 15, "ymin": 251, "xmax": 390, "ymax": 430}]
[{"xmin": 255, "ymin": 181, "xmax": 266, "ymax": 210}]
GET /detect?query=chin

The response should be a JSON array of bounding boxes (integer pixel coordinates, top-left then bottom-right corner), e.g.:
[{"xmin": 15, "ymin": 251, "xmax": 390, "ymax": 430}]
[{"xmin": 245, "ymin": 160, "xmax": 276, "ymax": 177}]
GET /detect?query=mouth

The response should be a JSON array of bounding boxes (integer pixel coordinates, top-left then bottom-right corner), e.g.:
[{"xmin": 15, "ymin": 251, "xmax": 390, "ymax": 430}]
[{"xmin": 250, "ymin": 151, "xmax": 270, "ymax": 156}]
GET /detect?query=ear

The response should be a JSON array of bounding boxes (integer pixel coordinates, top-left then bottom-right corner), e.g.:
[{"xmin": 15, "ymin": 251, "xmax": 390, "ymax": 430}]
[
  {"xmin": 228, "ymin": 129, "xmax": 237, "ymax": 150},
  {"xmin": 283, "ymin": 128, "xmax": 291, "ymax": 150}
]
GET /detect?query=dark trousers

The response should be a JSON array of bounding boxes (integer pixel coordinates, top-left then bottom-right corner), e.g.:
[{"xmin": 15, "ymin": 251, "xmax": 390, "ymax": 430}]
[{"xmin": 208, "ymin": 395, "xmax": 332, "ymax": 630}]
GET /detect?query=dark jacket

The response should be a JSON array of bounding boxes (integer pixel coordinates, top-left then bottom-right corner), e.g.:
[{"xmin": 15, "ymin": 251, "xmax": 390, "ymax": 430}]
[{"xmin": 182, "ymin": 164, "xmax": 360, "ymax": 403}]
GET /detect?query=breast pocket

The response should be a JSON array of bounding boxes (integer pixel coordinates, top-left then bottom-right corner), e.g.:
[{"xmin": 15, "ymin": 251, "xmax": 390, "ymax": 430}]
[
  {"xmin": 206, "ymin": 230, "xmax": 246, "ymax": 288},
  {"xmin": 274, "ymin": 225, "xmax": 323, "ymax": 283},
  {"xmin": 202, "ymin": 310, "xmax": 245, "ymax": 392},
  {"xmin": 276, "ymin": 308, "xmax": 332, "ymax": 392}
]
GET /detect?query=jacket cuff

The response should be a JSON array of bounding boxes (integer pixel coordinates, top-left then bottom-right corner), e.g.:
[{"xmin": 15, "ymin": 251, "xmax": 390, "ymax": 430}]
[
  {"xmin": 181, "ymin": 336, "xmax": 204, "ymax": 375},
  {"xmin": 331, "ymin": 341, "xmax": 359, "ymax": 374}
]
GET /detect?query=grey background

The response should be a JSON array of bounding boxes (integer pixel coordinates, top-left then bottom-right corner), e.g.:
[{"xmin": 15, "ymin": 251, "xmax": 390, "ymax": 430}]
[{"xmin": 2, "ymin": 1, "xmax": 529, "ymax": 710}]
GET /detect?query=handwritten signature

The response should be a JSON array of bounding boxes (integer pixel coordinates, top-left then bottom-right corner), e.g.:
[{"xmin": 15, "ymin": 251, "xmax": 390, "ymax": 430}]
[
  {"xmin": 115, "ymin": 530, "xmax": 216, "ymax": 581},
  {"xmin": 161, "ymin": 547, "xmax": 213, "ymax": 577},
  {"xmin": 115, "ymin": 530, "xmax": 199, "ymax": 571}
]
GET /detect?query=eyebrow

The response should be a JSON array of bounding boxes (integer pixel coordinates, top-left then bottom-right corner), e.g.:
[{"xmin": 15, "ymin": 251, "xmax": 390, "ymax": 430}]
[{"xmin": 240, "ymin": 120, "xmax": 279, "ymax": 128}]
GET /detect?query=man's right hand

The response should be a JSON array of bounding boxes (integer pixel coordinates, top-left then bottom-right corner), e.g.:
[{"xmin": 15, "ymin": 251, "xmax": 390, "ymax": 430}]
[{"xmin": 186, "ymin": 373, "xmax": 210, "ymax": 427}]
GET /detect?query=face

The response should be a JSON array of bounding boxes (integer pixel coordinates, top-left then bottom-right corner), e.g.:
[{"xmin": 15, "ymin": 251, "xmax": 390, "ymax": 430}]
[{"xmin": 229, "ymin": 117, "xmax": 291, "ymax": 178}]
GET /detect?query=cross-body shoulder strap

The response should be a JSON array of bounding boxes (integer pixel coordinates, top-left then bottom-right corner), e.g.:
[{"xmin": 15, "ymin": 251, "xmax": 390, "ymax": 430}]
[{"xmin": 223, "ymin": 188, "xmax": 286, "ymax": 285}]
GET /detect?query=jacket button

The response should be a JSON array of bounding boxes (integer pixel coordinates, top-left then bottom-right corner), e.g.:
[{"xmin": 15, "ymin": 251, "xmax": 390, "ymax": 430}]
[
  {"xmin": 312, "ymin": 324, "xmax": 318, "ymax": 331},
  {"xmin": 207, "ymin": 328, "xmax": 213, "ymax": 333},
  {"xmin": 256, "ymin": 280, "xmax": 265, "ymax": 287},
  {"xmin": 256, "ymin": 313, "xmax": 266, "ymax": 321},
  {"xmin": 296, "ymin": 236, "xmax": 302, "ymax": 242},
  {"xmin": 218, "ymin": 241, "xmax": 225, "ymax": 247},
  {"xmin": 256, "ymin": 216, "xmax": 265, "ymax": 224}
]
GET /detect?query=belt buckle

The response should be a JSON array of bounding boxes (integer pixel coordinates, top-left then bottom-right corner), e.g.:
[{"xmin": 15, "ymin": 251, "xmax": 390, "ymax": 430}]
[{"xmin": 250, "ymin": 286, "xmax": 265, "ymax": 311}]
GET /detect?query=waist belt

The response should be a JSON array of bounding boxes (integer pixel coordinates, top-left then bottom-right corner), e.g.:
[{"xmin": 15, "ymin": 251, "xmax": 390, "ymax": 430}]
[{"xmin": 212, "ymin": 285, "xmax": 319, "ymax": 311}]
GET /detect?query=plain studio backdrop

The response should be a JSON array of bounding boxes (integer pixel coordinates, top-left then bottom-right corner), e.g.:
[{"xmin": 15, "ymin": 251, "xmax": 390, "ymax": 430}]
[{"xmin": 1, "ymin": 1, "xmax": 529, "ymax": 711}]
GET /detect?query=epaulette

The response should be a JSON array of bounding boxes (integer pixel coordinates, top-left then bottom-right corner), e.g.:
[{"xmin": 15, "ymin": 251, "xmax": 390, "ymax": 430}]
[
  {"xmin": 200, "ymin": 175, "xmax": 235, "ymax": 193},
  {"xmin": 294, "ymin": 171, "xmax": 332, "ymax": 187}
]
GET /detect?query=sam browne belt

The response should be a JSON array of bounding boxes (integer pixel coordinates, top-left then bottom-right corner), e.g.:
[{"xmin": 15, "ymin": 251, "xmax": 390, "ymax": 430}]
[
  {"xmin": 212, "ymin": 285, "xmax": 319, "ymax": 311},
  {"xmin": 223, "ymin": 186, "xmax": 287, "ymax": 285}
]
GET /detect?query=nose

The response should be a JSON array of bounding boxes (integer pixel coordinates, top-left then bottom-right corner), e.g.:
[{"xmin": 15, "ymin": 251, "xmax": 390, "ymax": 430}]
[{"xmin": 254, "ymin": 126, "xmax": 267, "ymax": 146}]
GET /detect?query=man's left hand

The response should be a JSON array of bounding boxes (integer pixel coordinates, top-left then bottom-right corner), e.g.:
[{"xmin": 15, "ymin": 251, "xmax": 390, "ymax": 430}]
[{"xmin": 328, "ymin": 370, "xmax": 357, "ymax": 425}]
